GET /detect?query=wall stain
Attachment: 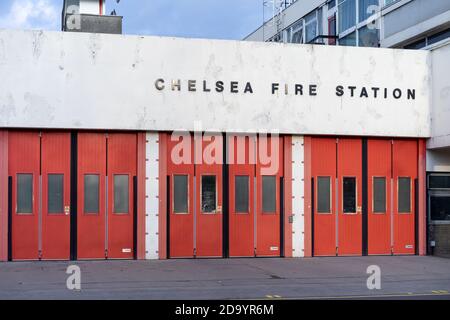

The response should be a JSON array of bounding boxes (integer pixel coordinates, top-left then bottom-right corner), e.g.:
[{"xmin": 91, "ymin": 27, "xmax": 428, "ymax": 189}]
[{"xmin": 32, "ymin": 30, "xmax": 44, "ymax": 61}]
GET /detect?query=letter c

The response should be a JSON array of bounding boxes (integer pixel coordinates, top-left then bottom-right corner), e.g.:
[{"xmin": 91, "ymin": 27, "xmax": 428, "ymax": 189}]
[{"xmin": 155, "ymin": 79, "xmax": 165, "ymax": 90}]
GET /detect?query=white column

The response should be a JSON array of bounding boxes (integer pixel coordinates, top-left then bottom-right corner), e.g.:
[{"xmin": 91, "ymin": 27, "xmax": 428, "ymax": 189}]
[
  {"xmin": 291, "ymin": 136, "xmax": 305, "ymax": 257},
  {"xmin": 145, "ymin": 132, "xmax": 159, "ymax": 259}
]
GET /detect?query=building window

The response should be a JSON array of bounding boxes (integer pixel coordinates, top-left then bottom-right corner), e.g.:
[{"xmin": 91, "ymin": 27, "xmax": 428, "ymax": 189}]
[
  {"xmin": 305, "ymin": 11, "xmax": 318, "ymax": 43},
  {"xmin": 328, "ymin": 15, "xmax": 337, "ymax": 45},
  {"xmin": 384, "ymin": 0, "xmax": 399, "ymax": 7},
  {"xmin": 290, "ymin": 20, "xmax": 303, "ymax": 43},
  {"xmin": 404, "ymin": 28, "xmax": 450, "ymax": 50},
  {"xmin": 429, "ymin": 175, "xmax": 450, "ymax": 189},
  {"xmin": 317, "ymin": 176, "xmax": 331, "ymax": 213},
  {"xmin": 338, "ymin": 0, "xmax": 356, "ymax": 33},
  {"xmin": 428, "ymin": 28, "xmax": 450, "ymax": 46},
  {"xmin": 339, "ymin": 31, "xmax": 356, "ymax": 46},
  {"xmin": 358, "ymin": 24, "xmax": 379, "ymax": 47},
  {"xmin": 328, "ymin": 0, "xmax": 336, "ymax": 8},
  {"xmin": 359, "ymin": 0, "xmax": 378, "ymax": 22},
  {"xmin": 430, "ymin": 196, "xmax": 450, "ymax": 221},
  {"xmin": 404, "ymin": 38, "xmax": 426, "ymax": 50},
  {"xmin": 343, "ymin": 177, "xmax": 357, "ymax": 213}
]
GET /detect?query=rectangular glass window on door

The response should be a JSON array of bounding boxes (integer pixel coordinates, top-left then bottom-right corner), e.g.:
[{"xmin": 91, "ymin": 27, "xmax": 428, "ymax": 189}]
[
  {"xmin": 235, "ymin": 175, "xmax": 249, "ymax": 213},
  {"xmin": 262, "ymin": 176, "xmax": 276, "ymax": 214},
  {"xmin": 373, "ymin": 177, "xmax": 386, "ymax": 213},
  {"xmin": 174, "ymin": 175, "xmax": 188, "ymax": 214},
  {"xmin": 398, "ymin": 177, "xmax": 411, "ymax": 213},
  {"xmin": 114, "ymin": 175, "xmax": 129, "ymax": 214},
  {"xmin": 201, "ymin": 175, "xmax": 217, "ymax": 213},
  {"xmin": 17, "ymin": 174, "xmax": 33, "ymax": 214},
  {"xmin": 84, "ymin": 174, "xmax": 99, "ymax": 214},
  {"xmin": 317, "ymin": 176, "xmax": 331, "ymax": 213},
  {"xmin": 48, "ymin": 174, "xmax": 64, "ymax": 214},
  {"xmin": 343, "ymin": 177, "xmax": 357, "ymax": 213}
]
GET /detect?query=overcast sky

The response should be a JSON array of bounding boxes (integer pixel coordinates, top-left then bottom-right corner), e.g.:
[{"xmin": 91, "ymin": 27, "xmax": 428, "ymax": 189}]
[{"xmin": 0, "ymin": 0, "xmax": 265, "ymax": 40}]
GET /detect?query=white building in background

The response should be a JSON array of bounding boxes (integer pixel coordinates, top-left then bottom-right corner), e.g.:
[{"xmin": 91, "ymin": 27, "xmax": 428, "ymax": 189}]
[{"xmin": 245, "ymin": 0, "xmax": 450, "ymax": 49}]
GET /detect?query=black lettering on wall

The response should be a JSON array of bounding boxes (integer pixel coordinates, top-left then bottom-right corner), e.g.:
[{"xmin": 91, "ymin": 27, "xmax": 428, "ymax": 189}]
[
  {"xmin": 244, "ymin": 82, "xmax": 253, "ymax": 94},
  {"xmin": 230, "ymin": 81, "xmax": 239, "ymax": 93},
  {"xmin": 215, "ymin": 81, "xmax": 224, "ymax": 93},
  {"xmin": 272, "ymin": 83, "xmax": 279, "ymax": 94},
  {"xmin": 407, "ymin": 89, "xmax": 416, "ymax": 100}
]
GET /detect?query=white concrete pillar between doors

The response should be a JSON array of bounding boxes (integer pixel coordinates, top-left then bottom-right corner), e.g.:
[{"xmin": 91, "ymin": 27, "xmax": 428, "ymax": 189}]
[
  {"xmin": 292, "ymin": 136, "xmax": 305, "ymax": 258},
  {"xmin": 145, "ymin": 132, "xmax": 159, "ymax": 259}
]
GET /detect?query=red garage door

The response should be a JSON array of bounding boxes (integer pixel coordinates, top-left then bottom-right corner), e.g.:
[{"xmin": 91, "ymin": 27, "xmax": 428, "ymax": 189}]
[
  {"xmin": 9, "ymin": 131, "xmax": 70, "ymax": 260},
  {"xmin": 393, "ymin": 140, "xmax": 417, "ymax": 255},
  {"xmin": 167, "ymin": 133, "xmax": 223, "ymax": 258},
  {"xmin": 255, "ymin": 135, "xmax": 283, "ymax": 257},
  {"xmin": 338, "ymin": 138, "xmax": 362, "ymax": 256},
  {"xmin": 195, "ymin": 134, "xmax": 223, "ymax": 257},
  {"xmin": 313, "ymin": 137, "xmax": 418, "ymax": 256},
  {"xmin": 229, "ymin": 135, "xmax": 255, "ymax": 257},
  {"xmin": 41, "ymin": 133, "xmax": 71, "ymax": 260},
  {"xmin": 229, "ymin": 135, "xmax": 283, "ymax": 257},
  {"xmin": 312, "ymin": 137, "xmax": 337, "ymax": 256},
  {"xmin": 77, "ymin": 132, "xmax": 137, "ymax": 260},
  {"xmin": 368, "ymin": 139, "xmax": 392, "ymax": 255},
  {"xmin": 312, "ymin": 137, "xmax": 362, "ymax": 256}
]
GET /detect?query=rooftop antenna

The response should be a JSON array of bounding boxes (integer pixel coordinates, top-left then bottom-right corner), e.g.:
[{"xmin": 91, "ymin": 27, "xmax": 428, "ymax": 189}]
[{"xmin": 262, "ymin": 0, "xmax": 287, "ymax": 41}]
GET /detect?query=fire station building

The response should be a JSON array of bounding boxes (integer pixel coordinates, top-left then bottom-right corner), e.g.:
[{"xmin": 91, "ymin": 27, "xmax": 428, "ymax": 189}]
[{"xmin": 0, "ymin": 28, "xmax": 448, "ymax": 261}]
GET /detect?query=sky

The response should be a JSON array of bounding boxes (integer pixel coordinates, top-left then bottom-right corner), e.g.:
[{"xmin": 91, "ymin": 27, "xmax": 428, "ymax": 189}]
[{"xmin": 0, "ymin": 0, "xmax": 265, "ymax": 40}]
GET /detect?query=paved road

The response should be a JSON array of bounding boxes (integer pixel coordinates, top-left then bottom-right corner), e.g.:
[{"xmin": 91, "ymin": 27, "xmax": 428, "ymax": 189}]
[{"xmin": 0, "ymin": 256, "xmax": 449, "ymax": 300}]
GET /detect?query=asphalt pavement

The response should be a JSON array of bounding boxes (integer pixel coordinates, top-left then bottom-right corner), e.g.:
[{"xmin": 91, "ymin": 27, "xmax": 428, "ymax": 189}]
[{"xmin": 0, "ymin": 256, "xmax": 449, "ymax": 300}]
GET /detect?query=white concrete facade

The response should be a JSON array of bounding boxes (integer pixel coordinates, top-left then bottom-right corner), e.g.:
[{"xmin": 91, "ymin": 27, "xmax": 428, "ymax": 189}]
[
  {"xmin": 428, "ymin": 40, "xmax": 450, "ymax": 150},
  {"xmin": 0, "ymin": 30, "xmax": 430, "ymax": 138}
]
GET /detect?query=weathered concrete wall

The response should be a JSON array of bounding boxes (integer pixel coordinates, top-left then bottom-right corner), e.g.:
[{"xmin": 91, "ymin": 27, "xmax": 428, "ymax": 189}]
[
  {"xmin": 427, "ymin": 148, "xmax": 450, "ymax": 172},
  {"xmin": 0, "ymin": 29, "xmax": 430, "ymax": 137},
  {"xmin": 428, "ymin": 41, "xmax": 450, "ymax": 149}
]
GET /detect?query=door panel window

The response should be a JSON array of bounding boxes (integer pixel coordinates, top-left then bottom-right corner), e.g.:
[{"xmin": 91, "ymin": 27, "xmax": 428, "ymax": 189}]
[
  {"xmin": 317, "ymin": 176, "xmax": 331, "ymax": 213},
  {"xmin": 174, "ymin": 175, "xmax": 188, "ymax": 214},
  {"xmin": 398, "ymin": 177, "xmax": 411, "ymax": 213},
  {"xmin": 235, "ymin": 175, "xmax": 249, "ymax": 213},
  {"xmin": 343, "ymin": 177, "xmax": 357, "ymax": 213},
  {"xmin": 48, "ymin": 174, "xmax": 64, "ymax": 214},
  {"xmin": 262, "ymin": 176, "xmax": 276, "ymax": 213},
  {"xmin": 201, "ymin": 175, "xmax": 216, "ymax": 213},
  {"xmin": 373, "ymin": 177, "xmax": 386, "ymax": 213},
  {"xmin": 84, "ymin": 174, "xmax": 99, "ymax": 214},
  {"xmin": 114, "ymin": 175, "xmax": 129, "ymax": 214},
  {"xmin": 17, "ymin": 174, "xmax": 33, "ymax": 214}
]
